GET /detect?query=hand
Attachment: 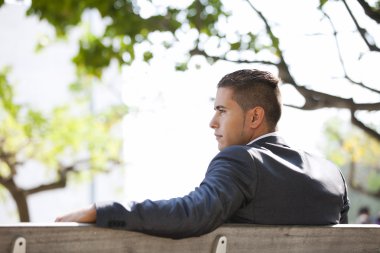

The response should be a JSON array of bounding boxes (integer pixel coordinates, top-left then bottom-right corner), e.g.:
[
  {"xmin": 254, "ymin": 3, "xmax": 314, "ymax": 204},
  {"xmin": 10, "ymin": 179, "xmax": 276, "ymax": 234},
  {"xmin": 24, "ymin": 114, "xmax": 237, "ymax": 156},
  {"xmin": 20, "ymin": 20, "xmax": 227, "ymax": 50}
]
[{"xmin": 55, "ymin": 204, "xmax": 96, "ymax": 223}]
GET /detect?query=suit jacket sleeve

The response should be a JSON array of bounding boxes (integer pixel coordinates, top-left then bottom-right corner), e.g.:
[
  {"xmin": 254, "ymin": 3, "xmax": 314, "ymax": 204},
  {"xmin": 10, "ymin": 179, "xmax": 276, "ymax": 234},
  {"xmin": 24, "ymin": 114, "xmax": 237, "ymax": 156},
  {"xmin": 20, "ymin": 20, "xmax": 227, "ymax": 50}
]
[{"xmin": 95, "ymin": 146, "xmax": 256, "ymax": 238}]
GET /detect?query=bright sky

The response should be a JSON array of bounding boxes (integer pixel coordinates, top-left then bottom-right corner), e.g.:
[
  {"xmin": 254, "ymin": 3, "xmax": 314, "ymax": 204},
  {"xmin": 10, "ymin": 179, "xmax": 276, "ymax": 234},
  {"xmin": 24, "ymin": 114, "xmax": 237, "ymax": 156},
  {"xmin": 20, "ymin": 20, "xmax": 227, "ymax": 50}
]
[{"xmin": 0, "ymin": 0, "xmax": 378, "ymax": 221}]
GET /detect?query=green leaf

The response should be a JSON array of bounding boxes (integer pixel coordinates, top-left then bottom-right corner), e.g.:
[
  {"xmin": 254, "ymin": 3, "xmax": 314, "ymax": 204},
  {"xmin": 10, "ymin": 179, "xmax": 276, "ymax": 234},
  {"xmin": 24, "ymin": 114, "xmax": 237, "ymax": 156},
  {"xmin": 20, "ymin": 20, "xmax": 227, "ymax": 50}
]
[
  {"xmin": 143, "ymin": 51, "xmax": 153, "ymax": 63},
  {"xmin": 230, "ymin": 42, "xmax": 241, "ymax": 51},
  {"xmin": 0, "ymin": 67, "xmax": 19, "ymax": 118},
  {"xmin": 319, "ymin": 0, "xmax": 328, "ymax": 9},
  {"xmin": 175, "ymin": 62, "xmax": 188, "ymax": 71}
]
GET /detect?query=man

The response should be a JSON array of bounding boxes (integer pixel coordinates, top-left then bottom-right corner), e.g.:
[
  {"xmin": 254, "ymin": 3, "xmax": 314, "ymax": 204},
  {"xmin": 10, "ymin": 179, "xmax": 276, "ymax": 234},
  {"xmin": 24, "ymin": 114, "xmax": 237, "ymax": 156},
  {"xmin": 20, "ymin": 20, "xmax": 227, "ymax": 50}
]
[{"xmin": 56, "ymin": 69, "xmax": 350, "ymax": 238}]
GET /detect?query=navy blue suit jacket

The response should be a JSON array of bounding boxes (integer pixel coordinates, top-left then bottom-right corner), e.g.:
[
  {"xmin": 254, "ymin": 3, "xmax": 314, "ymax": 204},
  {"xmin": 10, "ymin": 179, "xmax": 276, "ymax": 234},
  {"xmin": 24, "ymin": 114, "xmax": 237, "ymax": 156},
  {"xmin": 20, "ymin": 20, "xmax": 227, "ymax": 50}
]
[{"xmin": 96, "ymin": 135, "xmax": 350, "ymax": 238}]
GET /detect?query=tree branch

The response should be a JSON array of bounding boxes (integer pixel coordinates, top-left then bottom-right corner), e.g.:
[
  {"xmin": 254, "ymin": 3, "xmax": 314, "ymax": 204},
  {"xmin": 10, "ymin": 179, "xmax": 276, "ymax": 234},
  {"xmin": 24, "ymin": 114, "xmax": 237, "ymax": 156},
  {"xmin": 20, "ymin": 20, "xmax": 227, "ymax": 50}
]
[
  {"xmin": 23, "ymin": 157, "xmax": 120, "ymax": 195},
  {"xmin": 25, "ymin": 160, "xmax": 88, "ymax": 195},
  {"xmin": 357, "ymin": 0, "xmax": 380, "ymax": 24},
  {"xmin": 244, "ymin": 1, "xmax": 380, "ymax": 143},
  {"xmin": 322, "ymin": 10, "xmax": 380, "ymax": 95},
  {"xmin": 342, "ymin": 0, "xmax": 380, "ymax": 52},
  {"xmin": 285, "ymin": 85, "xmax": 380, "ymax": 138},
  {"xmin": 0, "ymin": 176, "xmax": 7, "ymax": 185},
  {"xmin": 25, "ymin": 177, "xmax": 67, "ymax": 195},
  {"xmin": 351, "ymin": 110, "xmax": 380, "ymax": 142},
  {"xmin": 189, "ymin": 47, "xmax": 276, "ymax": 65},
  {"xmin": 244, "ymin": 0, "xmax": 296, "ymax": 84},
  {"xmin": 286, "ymin": 84, "xmax": 380, "ymax": 110},
  {"xmin": 0, "ymin": 147, "xmax": 23, "ymax": 179}
]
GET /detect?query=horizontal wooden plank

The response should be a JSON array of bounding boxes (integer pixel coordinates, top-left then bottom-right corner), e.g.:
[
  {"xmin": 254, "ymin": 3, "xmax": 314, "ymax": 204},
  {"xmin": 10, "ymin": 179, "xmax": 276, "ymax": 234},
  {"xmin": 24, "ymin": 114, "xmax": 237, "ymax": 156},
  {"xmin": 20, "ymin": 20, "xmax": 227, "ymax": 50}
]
[{"xmin": 0, "ymin": 223, "xmax": 379, "ymax": 253}]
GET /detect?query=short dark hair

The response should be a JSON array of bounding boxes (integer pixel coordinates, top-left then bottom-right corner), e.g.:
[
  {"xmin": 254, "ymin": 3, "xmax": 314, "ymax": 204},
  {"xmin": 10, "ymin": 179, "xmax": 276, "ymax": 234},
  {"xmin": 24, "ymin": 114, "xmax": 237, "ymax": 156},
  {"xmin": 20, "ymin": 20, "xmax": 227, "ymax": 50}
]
[{"xmin": 217, "ymin": 69, "xmax": 282, "ymax": 129}]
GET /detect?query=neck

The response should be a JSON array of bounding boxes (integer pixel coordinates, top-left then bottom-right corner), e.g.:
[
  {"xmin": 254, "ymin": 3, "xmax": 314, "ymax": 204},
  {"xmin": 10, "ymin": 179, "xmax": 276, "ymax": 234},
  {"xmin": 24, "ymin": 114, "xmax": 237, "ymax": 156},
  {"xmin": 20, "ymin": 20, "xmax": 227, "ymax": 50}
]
[
  {"xmin": 247, "ymin": 131, "xmax": 278, "ymax": 145},
  {"xmin": 249, "ymin": 122, "xmax": 274, "ymax": 142}
]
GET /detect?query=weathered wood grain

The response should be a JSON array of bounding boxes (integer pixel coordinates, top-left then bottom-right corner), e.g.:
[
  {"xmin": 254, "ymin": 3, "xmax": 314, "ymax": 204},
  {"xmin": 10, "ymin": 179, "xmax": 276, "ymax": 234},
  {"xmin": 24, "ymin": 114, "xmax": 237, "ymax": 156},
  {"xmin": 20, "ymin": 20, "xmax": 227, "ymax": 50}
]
[{"xmin": 0, "ymin": 223, "xmax": 379, "ymax": 253}]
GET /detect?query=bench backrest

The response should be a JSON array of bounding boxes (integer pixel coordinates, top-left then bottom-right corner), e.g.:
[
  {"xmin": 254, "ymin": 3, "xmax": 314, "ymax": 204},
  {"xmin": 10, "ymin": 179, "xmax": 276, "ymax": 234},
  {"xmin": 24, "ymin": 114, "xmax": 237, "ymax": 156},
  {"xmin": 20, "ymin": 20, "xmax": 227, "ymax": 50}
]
[{"xmin": 1, "ymin": 223, "xmax": 379, "ymax": 253}]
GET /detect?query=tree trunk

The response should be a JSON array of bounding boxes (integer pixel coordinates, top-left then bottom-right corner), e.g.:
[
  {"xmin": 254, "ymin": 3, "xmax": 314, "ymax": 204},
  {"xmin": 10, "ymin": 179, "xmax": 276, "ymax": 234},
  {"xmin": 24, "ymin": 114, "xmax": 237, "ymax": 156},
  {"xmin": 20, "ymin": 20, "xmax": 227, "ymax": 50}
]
[{"xmin": 3, "ymin": 179, "xmax": 30, "ymax": 222}]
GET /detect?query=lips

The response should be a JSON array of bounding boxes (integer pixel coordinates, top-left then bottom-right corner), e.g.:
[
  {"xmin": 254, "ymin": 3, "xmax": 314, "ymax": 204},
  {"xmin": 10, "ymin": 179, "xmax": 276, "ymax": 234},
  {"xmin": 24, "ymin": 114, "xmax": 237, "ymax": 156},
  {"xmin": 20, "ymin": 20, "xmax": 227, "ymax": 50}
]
[{"xmin": 214, "ymin": 134, "xmax": 222, "ymax": 140}]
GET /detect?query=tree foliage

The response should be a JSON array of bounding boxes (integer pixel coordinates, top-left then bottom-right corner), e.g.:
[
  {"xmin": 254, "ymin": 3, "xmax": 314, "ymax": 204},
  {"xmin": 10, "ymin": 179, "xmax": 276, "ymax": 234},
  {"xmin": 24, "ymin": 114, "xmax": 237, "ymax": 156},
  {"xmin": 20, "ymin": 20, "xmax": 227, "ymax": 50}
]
[
  {"xmin": 323, "ymin": 117, "xmax": 380, "ymax": 197},
  {"xmin": 0, "ymin": 67, "xmax": 126, "ymax": 221},
  {"xmin": 8, "ymin": 0, "xmax": 377, "ymax": 141}
]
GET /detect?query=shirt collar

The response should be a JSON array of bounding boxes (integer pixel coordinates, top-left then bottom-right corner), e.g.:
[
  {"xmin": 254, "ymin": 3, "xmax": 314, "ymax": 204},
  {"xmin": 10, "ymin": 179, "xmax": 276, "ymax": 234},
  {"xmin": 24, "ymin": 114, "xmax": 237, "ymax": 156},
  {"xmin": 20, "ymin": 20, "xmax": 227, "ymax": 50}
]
[{"xmin": 247, "ymin": 132, "xmax": 279, "ymax": 146}]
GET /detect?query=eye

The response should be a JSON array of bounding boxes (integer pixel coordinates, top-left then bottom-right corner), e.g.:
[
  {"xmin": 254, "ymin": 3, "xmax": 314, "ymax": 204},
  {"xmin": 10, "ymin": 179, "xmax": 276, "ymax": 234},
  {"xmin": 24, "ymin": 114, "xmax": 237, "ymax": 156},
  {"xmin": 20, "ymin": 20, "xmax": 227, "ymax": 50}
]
[
  {"xmin": 218, "ymin": 108, "xmax": 226, "ymax": 114},
  {"xmin": 214, "ymin": 106, "xmax": 226, "ymax": 115}
]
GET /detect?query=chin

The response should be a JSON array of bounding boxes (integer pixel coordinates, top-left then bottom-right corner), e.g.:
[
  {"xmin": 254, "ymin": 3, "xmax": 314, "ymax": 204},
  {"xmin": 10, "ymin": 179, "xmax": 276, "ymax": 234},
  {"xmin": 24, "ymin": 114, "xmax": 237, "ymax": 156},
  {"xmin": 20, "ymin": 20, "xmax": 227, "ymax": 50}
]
[{"xmin": 218, "ymin": 144, "xmax": 226, "ymax": 151}]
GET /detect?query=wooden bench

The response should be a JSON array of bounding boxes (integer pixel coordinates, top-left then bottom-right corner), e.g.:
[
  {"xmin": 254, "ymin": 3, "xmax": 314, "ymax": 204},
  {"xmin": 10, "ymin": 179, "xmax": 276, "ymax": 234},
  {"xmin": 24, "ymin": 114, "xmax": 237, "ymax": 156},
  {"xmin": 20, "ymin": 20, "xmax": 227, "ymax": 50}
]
[{"xmin": 1, "ymin": 223, "xmax": 379, "ymax": 253}]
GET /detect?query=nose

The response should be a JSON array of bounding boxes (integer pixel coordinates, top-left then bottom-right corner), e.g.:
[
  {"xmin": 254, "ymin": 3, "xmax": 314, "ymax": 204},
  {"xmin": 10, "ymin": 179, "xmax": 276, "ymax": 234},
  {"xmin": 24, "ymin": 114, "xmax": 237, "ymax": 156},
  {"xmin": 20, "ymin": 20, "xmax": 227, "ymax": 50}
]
[{"xmin": 209, "ymin": 113, "xmax": 218, "ymax": 129}]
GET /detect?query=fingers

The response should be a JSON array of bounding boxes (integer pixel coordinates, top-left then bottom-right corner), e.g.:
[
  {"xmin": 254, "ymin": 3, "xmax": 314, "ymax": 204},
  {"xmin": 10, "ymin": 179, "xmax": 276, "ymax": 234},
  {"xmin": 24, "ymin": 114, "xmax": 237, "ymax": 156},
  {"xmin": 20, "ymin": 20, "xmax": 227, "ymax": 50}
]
[
  {"xmin": 55, "ymin": 205, "xmax": 96, "ymax": 223},
  {"xmin": 55, "ymin": 213, "xmax": 76, "ymax": 222}
]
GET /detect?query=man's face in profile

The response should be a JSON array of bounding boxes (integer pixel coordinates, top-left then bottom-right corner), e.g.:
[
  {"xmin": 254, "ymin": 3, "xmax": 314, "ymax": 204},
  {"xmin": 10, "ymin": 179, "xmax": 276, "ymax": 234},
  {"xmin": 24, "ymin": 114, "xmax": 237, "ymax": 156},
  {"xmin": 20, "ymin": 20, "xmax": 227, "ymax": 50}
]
[{"xmin": 209, "ymin": 87, "xmax": 252, "ymax": 150}]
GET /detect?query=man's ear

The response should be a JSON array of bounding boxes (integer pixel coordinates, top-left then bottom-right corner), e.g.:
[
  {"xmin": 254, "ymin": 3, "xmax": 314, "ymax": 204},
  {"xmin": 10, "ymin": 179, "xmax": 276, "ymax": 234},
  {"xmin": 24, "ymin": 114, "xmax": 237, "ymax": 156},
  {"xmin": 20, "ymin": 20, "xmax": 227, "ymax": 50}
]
[{"xmin": 248, "ymin": 107, "xmax": 265, "ymax": 128}]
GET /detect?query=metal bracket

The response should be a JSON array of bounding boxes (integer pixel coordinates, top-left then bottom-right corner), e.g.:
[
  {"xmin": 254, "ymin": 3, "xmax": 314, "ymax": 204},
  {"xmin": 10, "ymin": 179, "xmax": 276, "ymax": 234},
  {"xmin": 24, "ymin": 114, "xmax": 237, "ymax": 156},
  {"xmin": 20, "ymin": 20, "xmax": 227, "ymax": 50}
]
[
  {"xmin": 11, "ymin": 237, "xmax": 26, "ymax": 253},
  {"xmin": 212, "ymin": 235, "xmax": 227, "ymax": 253}
]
